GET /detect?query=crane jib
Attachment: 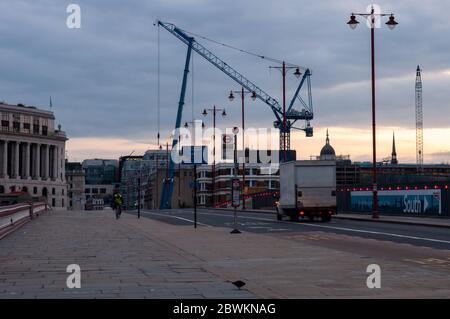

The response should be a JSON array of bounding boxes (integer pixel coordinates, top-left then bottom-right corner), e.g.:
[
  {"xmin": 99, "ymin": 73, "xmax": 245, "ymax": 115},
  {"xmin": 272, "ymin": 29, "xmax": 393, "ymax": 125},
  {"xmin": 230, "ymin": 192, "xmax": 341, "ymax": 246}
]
[{"xmin": 158, "ymin": 21, "xmax": 286, "ymax": 122}]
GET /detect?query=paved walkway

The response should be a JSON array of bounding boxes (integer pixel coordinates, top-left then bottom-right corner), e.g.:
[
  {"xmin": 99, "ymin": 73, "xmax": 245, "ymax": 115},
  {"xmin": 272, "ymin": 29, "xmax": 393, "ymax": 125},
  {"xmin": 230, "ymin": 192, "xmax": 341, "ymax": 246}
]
[
  {"xmin": 0, "ymin": 210, "xmax": 253, "ymax": 299},
  {"xmin": 1, "ymin": 210, "xmax": 450, "ymax": 298}
]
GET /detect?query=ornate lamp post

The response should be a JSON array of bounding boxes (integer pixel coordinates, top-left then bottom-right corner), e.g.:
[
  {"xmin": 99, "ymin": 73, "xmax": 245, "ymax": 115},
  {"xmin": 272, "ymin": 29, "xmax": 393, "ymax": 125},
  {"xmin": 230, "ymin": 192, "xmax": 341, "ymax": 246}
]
[
  {"xmin": 202, "ymin": 106, "xmax": 227, "ymax": 207},
  {"xmin": 347, "ymin": 6, "xmax": 398, "ymax": 219},
  {"xmin": 228, "ymin": 88, "xmax": 256, "ymax": 209}
]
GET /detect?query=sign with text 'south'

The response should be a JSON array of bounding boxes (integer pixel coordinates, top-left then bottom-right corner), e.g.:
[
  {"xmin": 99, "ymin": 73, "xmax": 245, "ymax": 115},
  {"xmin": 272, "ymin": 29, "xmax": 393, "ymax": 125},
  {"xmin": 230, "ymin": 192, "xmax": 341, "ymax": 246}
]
[{"xmin": 351, "ymin": 189, "xmax": 441, "ymax": 215}]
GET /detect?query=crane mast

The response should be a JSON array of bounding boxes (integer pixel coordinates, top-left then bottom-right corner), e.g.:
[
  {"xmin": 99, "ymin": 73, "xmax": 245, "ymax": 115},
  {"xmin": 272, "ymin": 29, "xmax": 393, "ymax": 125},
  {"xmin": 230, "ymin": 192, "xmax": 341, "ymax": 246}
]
[
  {"xmin": 415, "ymin": 65, "xmax": 423, "ymax": 172},
  {"xmin": 156, "ymin": 21, "xmax": 314, "ymax": 209}
]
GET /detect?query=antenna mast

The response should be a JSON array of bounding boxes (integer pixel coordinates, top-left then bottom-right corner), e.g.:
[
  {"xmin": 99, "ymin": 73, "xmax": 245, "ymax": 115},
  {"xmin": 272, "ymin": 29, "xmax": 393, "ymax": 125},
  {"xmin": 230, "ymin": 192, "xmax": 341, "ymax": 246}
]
[{"xmin": 415, "ymin": 65, "xmax": 424, "ymax": 172}]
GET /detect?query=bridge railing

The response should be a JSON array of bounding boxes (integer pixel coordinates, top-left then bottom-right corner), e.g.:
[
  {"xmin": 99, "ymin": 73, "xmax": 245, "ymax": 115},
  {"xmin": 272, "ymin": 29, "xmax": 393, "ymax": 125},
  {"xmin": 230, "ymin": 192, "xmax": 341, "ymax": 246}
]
[{"xmin": 0, "ymin": 202, "xmax": 48, "ymax": 239}]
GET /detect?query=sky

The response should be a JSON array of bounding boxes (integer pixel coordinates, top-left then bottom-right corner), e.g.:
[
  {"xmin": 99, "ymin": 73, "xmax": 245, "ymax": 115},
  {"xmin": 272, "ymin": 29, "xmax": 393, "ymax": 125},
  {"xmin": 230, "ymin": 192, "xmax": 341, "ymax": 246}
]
[{"xmin": 0, "ymin": 0, "xmax": 449, "ymax": 164}]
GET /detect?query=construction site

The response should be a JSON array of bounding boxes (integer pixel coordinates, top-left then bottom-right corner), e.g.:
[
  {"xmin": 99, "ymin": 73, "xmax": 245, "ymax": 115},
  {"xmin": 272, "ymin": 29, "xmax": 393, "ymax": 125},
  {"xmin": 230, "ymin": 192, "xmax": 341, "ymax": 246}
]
[{"xmin": 114, "ymin": 20, "xmax": 450, "ymax": 217}]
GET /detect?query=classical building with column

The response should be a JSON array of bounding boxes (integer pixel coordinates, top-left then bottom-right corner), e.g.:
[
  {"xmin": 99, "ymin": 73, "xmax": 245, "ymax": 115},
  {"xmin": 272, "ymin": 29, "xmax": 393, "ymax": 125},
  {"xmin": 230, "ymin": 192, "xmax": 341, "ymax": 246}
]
[{"xmin": 0, "ymin": 102, "xmax": 68, "ymax": 208}]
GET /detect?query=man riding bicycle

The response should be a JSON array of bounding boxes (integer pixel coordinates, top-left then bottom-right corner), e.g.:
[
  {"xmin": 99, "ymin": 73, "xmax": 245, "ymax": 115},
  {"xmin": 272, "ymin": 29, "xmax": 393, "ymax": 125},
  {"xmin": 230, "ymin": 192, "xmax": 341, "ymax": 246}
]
[{"xmin": 112, "ymin": 191, "xmax": 123, "ymax": 219}]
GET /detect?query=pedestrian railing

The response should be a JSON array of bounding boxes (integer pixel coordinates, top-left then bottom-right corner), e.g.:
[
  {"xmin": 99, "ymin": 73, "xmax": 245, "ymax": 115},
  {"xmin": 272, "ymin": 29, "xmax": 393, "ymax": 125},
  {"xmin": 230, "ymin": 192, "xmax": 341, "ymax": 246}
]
[{"xmin": 0, "ymin": 202, "xmax": 48, "ymax": 239}]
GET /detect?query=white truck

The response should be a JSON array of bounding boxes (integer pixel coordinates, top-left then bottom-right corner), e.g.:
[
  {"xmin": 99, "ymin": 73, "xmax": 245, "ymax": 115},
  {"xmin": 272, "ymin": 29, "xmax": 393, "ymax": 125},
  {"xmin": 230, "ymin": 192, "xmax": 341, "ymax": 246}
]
[{"xmin": 276, "ymin": 160, "xmax": 337, "ymax": 222}]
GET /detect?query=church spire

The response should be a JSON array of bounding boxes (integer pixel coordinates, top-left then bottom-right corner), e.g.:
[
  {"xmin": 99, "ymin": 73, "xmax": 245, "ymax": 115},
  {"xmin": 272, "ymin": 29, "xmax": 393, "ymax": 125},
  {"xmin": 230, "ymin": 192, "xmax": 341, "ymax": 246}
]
[
  {"xmin": 326, "ymin": 129, "xmax": 330, "ymax": 144},
  {"xmin": 391, "ymin": 131, "xmax": 398, "ymax": 165}
]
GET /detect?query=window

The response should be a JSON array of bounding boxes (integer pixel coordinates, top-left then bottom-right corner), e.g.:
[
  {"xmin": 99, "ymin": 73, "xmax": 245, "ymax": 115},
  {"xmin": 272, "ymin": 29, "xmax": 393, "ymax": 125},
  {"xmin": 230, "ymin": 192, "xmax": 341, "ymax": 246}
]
[
  {"xmin": 33, "ymin": 187, "xmax": 38, "ymax": 194},
  {"xmin": 13, "ymin": 121, "xmax": 20, "ymax": 132},
  {"xmin": 52, "ymin": 198, "xmax": 55, "ymax": 206},
  {"xmin": 92, "ymin": 188, "xmax": 98, "ymax": 194},
  {"xmin": 42, "ymin": 126, "xmax": 48, "ymax": 136},
  {"xmin": 33, "ymin": 117, "xmax": 40, "ymax": 134},
  {"xmin": 1, "ymin": 120, "xmax": 9, "ymax": 128},
  {"xmin": 85, "ymin": 188, "xmax": 90, "ymax": 194},
  {"xmin": 23, "ymin": 122, "xmax": 31, "ymax": 133},
  {"xmin": 100, "ymin": 188, "xmax": 106, "ymax": 194},
  {"xmin": 62, "ymin": 189, "xmax": 64, "ymax": 195},
  {"xmin": 52, "ymin": 188, "xmax": 55, "ymax": 195}
]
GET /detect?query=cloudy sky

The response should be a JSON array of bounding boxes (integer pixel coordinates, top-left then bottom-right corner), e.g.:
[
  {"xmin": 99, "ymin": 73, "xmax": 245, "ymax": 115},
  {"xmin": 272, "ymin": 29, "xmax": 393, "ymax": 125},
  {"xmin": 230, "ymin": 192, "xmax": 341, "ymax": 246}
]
[{"xmin": 1, "ymin": 0, "xmax": 449, "ymax": 163}]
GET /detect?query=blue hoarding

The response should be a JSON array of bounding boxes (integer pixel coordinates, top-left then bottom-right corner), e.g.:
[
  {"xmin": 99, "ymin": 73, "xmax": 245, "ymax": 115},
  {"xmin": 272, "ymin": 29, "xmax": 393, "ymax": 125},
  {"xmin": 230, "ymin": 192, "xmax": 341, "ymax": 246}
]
[{"xmin": 351, "ymin": 189, "xmax": 442, "ymax": 215}]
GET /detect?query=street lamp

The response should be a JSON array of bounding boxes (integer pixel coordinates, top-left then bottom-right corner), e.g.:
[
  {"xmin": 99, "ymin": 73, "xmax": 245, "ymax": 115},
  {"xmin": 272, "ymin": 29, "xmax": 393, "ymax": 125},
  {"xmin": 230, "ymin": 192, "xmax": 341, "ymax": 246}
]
[
  {"xmin": 202, "ymin": 106, "xmax": 227, "ymax": 207},
  {"xmin": 136, "ymin": 162, "xmax": 148, "ymax": 218},
  {"xmin": 231, "ymin": 126, "xmax": 241, "ymax": 234},
  {"xmin": 184, "ymin": 121, "xmax": 205, "ymax": 130},
  {"xmin": 347, "ymin": 6, "xmax": 398, "ymax": 219},
  {"xmin": 228, "ymin": 87, "xmax": 257, "ymax": 210},
  {"xmin": 184, "ymin": 120, "xmax": 205, "ymax": 229},
  {"xmin": 269, "ymin": 62, "xmax": 304, "ymax": 162}
]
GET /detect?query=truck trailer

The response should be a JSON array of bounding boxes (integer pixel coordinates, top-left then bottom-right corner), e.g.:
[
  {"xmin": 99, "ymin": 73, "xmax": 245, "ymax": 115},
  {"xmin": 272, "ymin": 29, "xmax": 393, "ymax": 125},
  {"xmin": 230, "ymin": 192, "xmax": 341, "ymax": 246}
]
[{"xmin": 276, "ymin": 160, "xmax": 337, "ymax": 222}]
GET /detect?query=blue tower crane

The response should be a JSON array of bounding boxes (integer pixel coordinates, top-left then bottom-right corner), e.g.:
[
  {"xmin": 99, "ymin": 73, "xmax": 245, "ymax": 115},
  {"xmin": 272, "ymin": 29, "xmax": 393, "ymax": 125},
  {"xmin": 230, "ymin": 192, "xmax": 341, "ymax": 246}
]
[{"xmin": 156, "ymin": 21, "xmax": 314, "ymax": 209}]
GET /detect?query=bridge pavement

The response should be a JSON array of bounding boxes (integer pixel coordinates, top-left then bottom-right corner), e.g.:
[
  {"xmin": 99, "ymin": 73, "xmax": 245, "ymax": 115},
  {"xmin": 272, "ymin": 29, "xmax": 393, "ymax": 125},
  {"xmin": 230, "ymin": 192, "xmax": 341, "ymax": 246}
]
[
  {"xmin": 1, "ymin": 209, "xmax": 449, "ymax": 298},
  {"xmin": 0, "ymin": 210, "xmax": 254, "ymax": 299}
]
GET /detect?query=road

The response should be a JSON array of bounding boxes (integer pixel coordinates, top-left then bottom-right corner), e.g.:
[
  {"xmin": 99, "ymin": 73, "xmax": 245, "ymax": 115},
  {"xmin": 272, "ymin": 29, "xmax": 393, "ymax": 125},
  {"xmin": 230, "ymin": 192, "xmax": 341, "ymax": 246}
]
[{"xmin": 130, "ymin": 208, "xmax": 450, "ymax": 251}]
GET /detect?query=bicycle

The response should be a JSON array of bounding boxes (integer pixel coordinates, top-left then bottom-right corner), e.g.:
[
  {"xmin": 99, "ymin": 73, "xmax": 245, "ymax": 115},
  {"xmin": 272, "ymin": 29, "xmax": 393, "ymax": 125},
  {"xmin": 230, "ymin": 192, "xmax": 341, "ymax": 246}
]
[{"xmin": 115, "ymin": 205, "xmax": 122, "ymax": 219}]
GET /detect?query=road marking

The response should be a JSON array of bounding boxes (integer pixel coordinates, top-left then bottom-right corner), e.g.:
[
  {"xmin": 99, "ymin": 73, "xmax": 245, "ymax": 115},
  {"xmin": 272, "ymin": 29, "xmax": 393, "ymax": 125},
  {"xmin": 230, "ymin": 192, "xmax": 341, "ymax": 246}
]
[
  {"xmin": 403, "ymin": 257, "xmax": 450, "ymax": 270},
  {"xmin": 292, "ymin": 222, "xmax": 450, "ymax": 245},
  {"xmin": 142, "ymin": 211, "xmax": 211, "ymax": 227},
  {"xmin": 193, "ymin": 210, "xmax": 450, "ymax": 245}
]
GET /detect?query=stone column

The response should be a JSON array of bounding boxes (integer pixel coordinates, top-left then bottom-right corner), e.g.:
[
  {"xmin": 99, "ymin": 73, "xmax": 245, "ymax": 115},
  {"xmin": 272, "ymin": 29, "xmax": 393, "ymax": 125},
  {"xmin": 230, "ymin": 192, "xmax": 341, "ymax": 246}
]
[
  {"xmin": 20, "ymin": 143, "xmax": 25, "ymax": 179},
  {"xmin": 44, "ymin": 144, "xmax": 49, "ymax": 180},
  {"xmin": 61, "ymin": 146, "xmax": 65, "ymax": 182},
  {"xmin": 52, "ymin": 146, "xmax": 57, "ymax": 181},
  {"xmin": 14, "ymin": 141, "xmax": 19, "ymax": 179},
  {"xmin": 35, "ymin": 143, "xmax": 41, "ymax": 179},
  {"xmin": 25, "ymin": 143, "xmax": 30, "ymax": 179},
  {"xmin": 55, "ymin": 146, "xmax": 60, "ymax": 181},
  {"xmin": 2, "ymin": 140, "xmax": 8, "ymax": 178}
]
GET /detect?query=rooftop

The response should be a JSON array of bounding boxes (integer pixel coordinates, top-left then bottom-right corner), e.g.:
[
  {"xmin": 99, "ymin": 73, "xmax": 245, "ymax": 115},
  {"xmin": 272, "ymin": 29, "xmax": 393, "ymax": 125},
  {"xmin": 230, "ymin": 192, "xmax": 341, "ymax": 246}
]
[{"xmin": 0, "ymin": 102, "xmax": 55, "ymax": 119}]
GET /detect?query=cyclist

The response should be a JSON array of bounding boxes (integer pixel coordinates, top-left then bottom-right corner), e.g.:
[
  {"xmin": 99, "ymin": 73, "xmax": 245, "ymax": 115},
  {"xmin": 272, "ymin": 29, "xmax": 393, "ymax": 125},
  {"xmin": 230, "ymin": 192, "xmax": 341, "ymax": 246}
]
[{"xmin": 112, "ymin": 191, "xmax": 123, "ymax": 219}]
